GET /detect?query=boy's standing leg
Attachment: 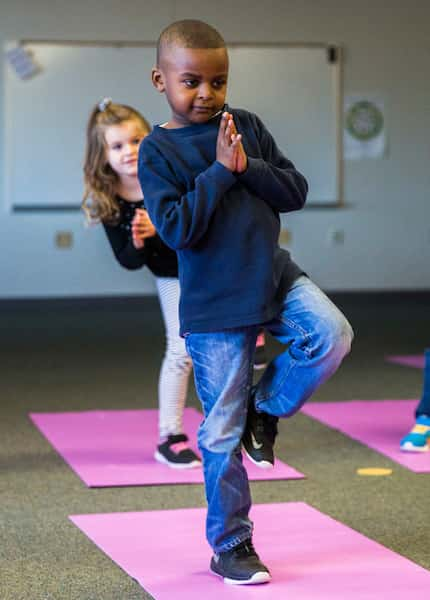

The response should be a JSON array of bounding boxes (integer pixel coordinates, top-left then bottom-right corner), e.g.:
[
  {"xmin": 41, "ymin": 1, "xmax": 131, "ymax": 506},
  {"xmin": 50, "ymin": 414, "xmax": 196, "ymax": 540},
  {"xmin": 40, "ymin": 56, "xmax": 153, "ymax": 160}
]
[
  {"xmin": 243, "ymin": 275, "xmax": 353, "ymax": 467},
  {"xmin": 186, "ymin": 276, "xmax": 352, "ymax": 584},
  {"xmin": 185, "ymin": 328, "xmax": 271, "ymax": 585}
]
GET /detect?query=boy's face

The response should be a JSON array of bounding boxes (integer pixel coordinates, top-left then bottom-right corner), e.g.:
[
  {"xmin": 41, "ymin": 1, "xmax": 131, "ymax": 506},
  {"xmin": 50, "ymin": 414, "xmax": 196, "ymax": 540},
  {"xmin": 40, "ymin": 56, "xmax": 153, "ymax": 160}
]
[{"xmin": 152, "ymin": 46, "xmax": 229, "ymax": 128}]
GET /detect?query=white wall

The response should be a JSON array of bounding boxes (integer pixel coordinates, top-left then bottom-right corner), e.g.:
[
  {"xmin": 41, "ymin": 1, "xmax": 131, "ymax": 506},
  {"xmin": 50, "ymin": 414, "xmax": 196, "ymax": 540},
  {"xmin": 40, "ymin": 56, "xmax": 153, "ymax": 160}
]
[{"xmin": 1, "ymin": 0, "xmax": 429, "ymax": 297}]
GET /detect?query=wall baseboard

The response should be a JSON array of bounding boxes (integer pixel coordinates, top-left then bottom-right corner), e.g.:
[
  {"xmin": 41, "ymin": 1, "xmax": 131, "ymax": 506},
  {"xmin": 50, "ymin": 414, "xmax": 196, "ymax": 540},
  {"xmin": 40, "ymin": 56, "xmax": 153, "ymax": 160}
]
[{"xmin": 0, "ymin": 290, "xmax": 429, "ymax": 312}]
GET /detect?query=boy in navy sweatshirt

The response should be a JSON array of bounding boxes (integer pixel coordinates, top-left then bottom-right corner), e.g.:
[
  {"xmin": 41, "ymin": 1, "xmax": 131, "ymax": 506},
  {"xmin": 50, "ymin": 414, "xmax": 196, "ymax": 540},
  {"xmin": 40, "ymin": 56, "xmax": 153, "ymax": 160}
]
[{"xmin": 139, "ymin": 19, "xmax": 353, "ymax": 586}]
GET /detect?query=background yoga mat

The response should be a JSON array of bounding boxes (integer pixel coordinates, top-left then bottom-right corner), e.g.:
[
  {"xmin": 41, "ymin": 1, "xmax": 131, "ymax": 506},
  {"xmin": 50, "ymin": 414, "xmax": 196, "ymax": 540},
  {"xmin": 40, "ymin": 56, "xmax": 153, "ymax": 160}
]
[
  {"xmin": 70, "ymin": 502, "xmax": 430, "ymax": 599},
  {"xmin": 385, "ymin": 355, "xmax": 424, "ymax": 369},
  {"xmin": 30, "ymin": 407, "xmax": 304, "ymax": 486},
  {"xmin": 301, "ymin": 399, "xmax": 429, "ymax": 472}
]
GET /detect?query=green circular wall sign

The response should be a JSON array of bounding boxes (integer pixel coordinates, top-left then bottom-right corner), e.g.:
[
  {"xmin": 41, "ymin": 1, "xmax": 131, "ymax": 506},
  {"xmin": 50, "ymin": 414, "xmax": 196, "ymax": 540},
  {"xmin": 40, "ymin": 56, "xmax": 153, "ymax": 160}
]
[{"xmin": 345, "ymin": 100, "xmax": 384, "ymax": 141}]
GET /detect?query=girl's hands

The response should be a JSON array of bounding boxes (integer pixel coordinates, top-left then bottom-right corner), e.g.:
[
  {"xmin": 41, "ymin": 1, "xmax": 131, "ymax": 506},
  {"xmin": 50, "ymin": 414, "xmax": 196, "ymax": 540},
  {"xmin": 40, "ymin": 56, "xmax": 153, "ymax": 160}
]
[
  {"xmin": 216, "ymin": 112, "xmax": 247, "ymax": 173},
  {"xmin": 131, "ymin": 208, "xmax": 156, "ymax": 249}
]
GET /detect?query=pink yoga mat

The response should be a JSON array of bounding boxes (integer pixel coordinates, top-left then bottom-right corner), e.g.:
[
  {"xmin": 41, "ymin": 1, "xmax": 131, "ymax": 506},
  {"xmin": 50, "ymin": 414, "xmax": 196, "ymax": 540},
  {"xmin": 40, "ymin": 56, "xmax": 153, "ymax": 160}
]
[
  {"xmin": 301, "ymin": 400, "xmax": 429, "ymax": 473},
  {"xmin": 70, "ymin": 502, "xmax": 430, "ymax": 599},
  {"xmin": 386, "ymin": 355, "xmax": 424, "ymax": 369},
  {"xmin": 29, "ymin": 408, "xmax": 304, "ymax": 487}
]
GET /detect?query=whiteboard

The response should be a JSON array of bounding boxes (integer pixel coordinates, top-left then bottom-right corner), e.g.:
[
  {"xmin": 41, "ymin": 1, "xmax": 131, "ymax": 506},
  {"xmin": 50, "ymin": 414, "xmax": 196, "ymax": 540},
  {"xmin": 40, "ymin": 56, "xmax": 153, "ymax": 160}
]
[{"xmin": 4, "ymin": 42, "xmax": 341, "ymax": 209}]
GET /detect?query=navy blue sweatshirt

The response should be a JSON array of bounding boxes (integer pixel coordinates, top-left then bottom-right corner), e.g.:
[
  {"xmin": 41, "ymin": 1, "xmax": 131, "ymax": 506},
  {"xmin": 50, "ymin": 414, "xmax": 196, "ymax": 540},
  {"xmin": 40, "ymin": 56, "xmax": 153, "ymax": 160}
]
[{"xmin": 138, "ymin": 107, "xmax": 307, "ymax": 335}]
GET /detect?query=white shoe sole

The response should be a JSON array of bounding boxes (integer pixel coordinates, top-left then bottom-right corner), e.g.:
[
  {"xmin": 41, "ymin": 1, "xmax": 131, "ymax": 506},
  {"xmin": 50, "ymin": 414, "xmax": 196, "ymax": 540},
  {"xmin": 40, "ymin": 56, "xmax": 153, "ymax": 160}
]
[
  {"xmin": 400, "ymin": 441, "xmax": 429, "ymax": 453},
  {"xmin": 224, "ymin": 571, "xmax": 271, "ymax": 585},
  {"xmin": 154, "ymin": 451, "xmax": 202, "ymax": 469},
  {"xmin": 242, "ymin": 447, "xmax": 274, "ymax": 469}
]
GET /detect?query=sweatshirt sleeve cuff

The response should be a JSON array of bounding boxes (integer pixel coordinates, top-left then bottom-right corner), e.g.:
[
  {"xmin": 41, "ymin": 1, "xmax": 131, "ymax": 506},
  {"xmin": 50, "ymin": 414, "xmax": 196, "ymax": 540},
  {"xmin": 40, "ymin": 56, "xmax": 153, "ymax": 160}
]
[
  {"xmin": 206, "ymin": 161, "xmax": 237, "ymax": 190},
  {"xmin": 237, "ymin": 156, "xmax": 263, "ymax": 185}
]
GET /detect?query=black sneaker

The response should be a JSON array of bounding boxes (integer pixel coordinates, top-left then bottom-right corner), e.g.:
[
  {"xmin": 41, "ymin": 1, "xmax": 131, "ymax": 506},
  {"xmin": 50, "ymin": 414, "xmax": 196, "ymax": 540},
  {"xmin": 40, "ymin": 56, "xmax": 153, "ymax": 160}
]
[
  {"xmin": 210, "ymin": 539, "xmax": 271, "ymax": 585},
  {"xmin": 242, "ymin": 402, "xmax": 278, "ymax": 469},
  {"xmin": 253, "ymin": 331, "xmax": 268, "ymax": 370},
  {"xmin": 154, "ymin": 433, "xmax": 201, "ymax": 469}
]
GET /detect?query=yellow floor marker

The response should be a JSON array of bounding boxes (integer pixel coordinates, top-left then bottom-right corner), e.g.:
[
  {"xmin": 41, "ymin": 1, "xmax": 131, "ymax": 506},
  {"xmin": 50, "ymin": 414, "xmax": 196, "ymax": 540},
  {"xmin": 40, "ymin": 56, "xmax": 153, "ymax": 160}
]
[{"xmin": 356, "ymin": 467, "xmax": 393, "ymax": 476}]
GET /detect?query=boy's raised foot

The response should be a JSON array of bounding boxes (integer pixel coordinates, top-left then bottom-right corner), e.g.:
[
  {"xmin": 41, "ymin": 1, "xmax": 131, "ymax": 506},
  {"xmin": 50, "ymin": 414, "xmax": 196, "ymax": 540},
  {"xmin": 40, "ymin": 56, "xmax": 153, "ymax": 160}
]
[
  {"xmin": 400, "ymin": 415, "xmax": 430, "ymax": 452},
  {"xmin": 154, "ymin": 433, "xmax": 202, "ymax": 468},
  {"xmin": 242, "ymin": 401, "xmax": 278, "ymax": 468},
  {"xmin": 210, "ymin": 539, "xmax": 271, "ymax": 585}
]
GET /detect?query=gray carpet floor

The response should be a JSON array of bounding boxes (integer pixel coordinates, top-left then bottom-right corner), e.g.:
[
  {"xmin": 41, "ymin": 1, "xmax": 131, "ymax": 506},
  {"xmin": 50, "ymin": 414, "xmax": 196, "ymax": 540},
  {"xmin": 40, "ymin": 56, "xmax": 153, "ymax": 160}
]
[{"xmin": 1, "ymin": 294, "xmax": 429, "ymax": 599}]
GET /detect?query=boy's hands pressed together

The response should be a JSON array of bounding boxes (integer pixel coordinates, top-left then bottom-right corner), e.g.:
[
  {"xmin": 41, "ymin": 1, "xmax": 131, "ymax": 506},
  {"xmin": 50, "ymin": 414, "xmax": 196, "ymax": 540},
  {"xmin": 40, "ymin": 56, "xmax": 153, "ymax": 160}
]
[
  {"xmin": 229, "ymin": 117, "xmax": 248, "ymax": 174},
  {"xmin": 131, "ymin": 208, "xmax": 157, "ymax": 249},
  {"xmin": 216, "ymin": 112, "xmax": 247, "ymax": 174}
]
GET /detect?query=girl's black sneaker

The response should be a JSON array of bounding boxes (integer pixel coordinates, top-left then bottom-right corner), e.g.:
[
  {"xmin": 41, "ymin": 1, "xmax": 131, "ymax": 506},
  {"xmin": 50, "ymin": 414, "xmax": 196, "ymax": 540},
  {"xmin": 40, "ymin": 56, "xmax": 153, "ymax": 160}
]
[
  {"xmin": 253, "ymin": 331, "xmax": 268, "ymax": 370},
  {"xmin": 154, "ymin": 433, "xmax": 201, "ymax": 469}
]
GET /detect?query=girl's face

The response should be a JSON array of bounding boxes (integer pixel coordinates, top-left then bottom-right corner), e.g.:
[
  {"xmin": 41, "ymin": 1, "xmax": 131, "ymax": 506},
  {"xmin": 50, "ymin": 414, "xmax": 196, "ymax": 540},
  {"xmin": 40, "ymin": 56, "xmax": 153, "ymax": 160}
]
[{"xmin": 104, "ymin": 119, "xmax": 148, "ymax": 180}]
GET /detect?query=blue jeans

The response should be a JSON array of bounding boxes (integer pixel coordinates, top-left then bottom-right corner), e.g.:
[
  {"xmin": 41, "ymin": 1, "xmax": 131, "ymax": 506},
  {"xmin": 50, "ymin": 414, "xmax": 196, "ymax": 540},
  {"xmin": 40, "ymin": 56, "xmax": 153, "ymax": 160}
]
[{"xmin": 185, "ymin": 276, "xmax": 353, "ymax": 553}]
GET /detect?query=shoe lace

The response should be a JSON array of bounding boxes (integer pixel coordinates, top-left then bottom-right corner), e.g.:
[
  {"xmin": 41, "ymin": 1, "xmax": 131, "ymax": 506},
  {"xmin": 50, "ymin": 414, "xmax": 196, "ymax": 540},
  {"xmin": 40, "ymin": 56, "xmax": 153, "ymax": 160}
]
[
  {"xmin": 255, "ymin": 413, "xmax": 278, "ymax": 442},
  {"xmin": 169, "ymin": 441, "xmax": 190, "ymax": 454},
  {"xmin": 234, "ymin": 540, "xmax": 258, "ymax": 559},
  {"xmin": 163, "ymin": 433, "xmax": 190, "ymax": 455}
]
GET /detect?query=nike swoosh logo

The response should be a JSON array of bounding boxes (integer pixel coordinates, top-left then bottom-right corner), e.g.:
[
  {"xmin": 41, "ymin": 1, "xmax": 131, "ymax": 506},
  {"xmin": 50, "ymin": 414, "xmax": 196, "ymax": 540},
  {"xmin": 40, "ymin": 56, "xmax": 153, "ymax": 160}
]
[{"xmin": 251, "ymin": 432, "xmax": 263, "ymax": 450}]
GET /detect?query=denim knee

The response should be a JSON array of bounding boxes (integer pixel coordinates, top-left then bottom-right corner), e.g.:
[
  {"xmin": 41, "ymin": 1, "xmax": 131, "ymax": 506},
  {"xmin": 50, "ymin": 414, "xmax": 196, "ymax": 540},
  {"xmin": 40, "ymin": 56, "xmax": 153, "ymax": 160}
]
[
  {"xmin": 318, "ymin": 311, "xmax": 353, "ymax": 364},
  {"xmin": 198, "ymin": 414, "xmax": 245, "ymax": 455},
  {"xmin": 333, "ymin": 313, "xmax": 354, "ymax": 356}
]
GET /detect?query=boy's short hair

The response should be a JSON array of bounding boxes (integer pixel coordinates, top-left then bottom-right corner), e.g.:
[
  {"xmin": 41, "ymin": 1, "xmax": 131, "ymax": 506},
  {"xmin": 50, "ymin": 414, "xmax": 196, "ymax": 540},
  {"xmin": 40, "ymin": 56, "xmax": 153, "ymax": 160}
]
[{"xmin": 157, "ymin": 19, "xmax": 226, "ymax": 66}]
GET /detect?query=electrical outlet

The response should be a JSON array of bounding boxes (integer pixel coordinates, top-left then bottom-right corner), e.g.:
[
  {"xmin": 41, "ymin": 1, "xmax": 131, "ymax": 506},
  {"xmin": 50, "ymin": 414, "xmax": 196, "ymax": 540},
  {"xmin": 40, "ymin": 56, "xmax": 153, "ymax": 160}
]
[
  {"xmin": 55, "ymin": 231, "xmax": 73, "ymax": 249},
  {"xmin": 279, "ymin": 229, "xmax": 291, "ymax": 245},
  {"xmin": 327, "ymin": 228, "xmax": 345, "ymax": 245}
]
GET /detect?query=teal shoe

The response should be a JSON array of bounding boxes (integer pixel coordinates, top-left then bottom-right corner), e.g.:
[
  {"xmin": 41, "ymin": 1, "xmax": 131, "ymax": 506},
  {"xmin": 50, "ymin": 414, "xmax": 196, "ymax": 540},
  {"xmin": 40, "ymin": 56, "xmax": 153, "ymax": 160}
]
[{"xmin": 400, "ymin": 415, "xmax": 430, "ymax": 452}]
